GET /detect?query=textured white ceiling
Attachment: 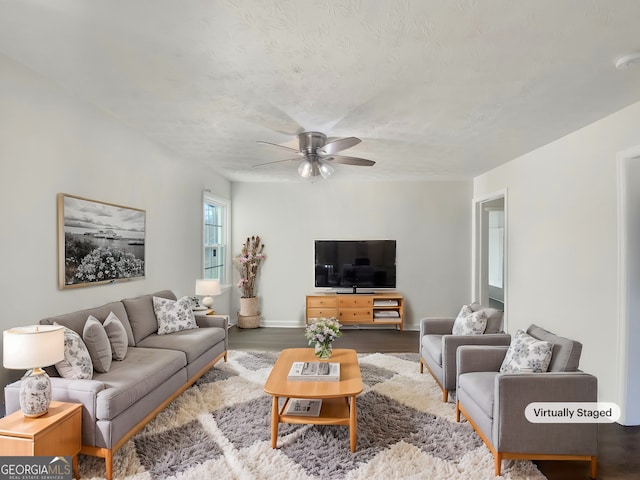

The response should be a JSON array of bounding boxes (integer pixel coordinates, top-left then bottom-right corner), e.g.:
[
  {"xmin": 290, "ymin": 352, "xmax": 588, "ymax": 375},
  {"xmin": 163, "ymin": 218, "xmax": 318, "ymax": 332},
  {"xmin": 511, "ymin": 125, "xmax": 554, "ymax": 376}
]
[{"xmin": 2, "ymin": 0, "xmax": 640, "ymax": 182}]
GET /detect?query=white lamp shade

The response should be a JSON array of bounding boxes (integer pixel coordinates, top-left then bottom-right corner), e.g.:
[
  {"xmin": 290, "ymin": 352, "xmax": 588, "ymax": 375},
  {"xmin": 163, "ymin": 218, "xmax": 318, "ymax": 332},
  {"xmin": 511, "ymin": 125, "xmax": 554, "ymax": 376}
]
[
  {"xmin": 195, "ymin": 279, "xmax": 222, "ymax": 296},
  {"xmin": 3, "ymin": 325, "xmax": 65, "ymax": 370}
]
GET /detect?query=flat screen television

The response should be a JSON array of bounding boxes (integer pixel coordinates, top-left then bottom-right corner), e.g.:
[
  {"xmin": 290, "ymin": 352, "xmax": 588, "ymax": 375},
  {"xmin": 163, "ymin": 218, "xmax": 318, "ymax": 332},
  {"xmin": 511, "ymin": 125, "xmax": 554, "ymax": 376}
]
[{"xmin": 314, "ymin": 240, "xmax": 396, "ymax": 292}]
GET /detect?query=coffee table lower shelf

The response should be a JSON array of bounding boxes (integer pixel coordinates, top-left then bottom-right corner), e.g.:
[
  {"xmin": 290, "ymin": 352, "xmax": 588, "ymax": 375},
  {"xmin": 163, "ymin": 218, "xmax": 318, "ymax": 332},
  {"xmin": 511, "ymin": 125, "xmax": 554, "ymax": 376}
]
[
  {"xmin": 271, "ymin": 395, "xmax": 357, "ymax": 451},
  {"xmin": 264, "ymin": 348, "xmax": 363, "ymax": 453}
]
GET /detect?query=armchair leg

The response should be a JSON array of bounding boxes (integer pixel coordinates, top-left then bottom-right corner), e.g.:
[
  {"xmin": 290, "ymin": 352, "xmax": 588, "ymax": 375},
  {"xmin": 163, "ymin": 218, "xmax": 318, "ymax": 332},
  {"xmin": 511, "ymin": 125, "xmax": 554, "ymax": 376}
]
[
  {"xmin": 442, "ymin": 389, "xmax": 448, "ymax": 403},
  {"xmin": 455, "ymin": 402, "xmax": 460, "ymax": 422},
  {"xmin": 419, "ymin": 358, "xmax": 424, "ymax": 374},
  {"xmin": 494, "ymin": 452, "xmax": 502, "ymax": 477}
]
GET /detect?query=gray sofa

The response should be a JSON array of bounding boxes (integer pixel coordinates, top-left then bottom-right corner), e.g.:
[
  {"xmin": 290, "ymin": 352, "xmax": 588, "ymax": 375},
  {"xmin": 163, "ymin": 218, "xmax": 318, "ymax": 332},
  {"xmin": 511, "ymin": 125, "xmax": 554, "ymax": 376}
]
[
  {"xmin": 419, "ymin": 304, "xmax": 511, "ymax": 402},
  {"xmin": 4, "ymin": 290, "xmax": 228, "ymax": 480},
  {"xmin": 455, "ymin": 324, "xmax": 597, "ymax": 478}
]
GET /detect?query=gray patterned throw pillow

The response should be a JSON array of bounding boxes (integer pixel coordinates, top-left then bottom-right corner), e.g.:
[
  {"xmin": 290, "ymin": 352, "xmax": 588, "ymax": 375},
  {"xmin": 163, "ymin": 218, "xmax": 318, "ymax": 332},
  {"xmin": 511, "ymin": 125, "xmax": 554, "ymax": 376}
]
[
  {"xmin": 54, "ymin": 323, "xmax": 93, "ymax": 379},
  {"xmin": 153, "ymin": 296, "xmax": 198, "ymax": 335},
  {"xmin": 500, "ymin": 329, "xmax": 553, "ymax": 373},
  {"xmin": 452, "ymin": 305, "xmax": 487, "ymax": 335}
]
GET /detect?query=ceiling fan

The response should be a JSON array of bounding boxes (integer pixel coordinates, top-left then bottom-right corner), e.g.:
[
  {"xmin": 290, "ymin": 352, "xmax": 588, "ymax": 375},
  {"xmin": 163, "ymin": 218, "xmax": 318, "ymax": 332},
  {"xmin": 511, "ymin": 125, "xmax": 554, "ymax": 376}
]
[{"xmin": 255, "ymin": 131, "xmax": 375, "ymax": 179}]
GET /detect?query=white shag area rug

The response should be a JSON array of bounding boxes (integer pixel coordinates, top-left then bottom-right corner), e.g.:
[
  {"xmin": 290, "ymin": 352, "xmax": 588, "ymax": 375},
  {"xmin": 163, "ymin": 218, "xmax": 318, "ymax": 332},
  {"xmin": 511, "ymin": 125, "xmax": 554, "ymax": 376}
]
[{"xmin": 78, "ymin": 351, "xmax": 547, "ymax": 480}]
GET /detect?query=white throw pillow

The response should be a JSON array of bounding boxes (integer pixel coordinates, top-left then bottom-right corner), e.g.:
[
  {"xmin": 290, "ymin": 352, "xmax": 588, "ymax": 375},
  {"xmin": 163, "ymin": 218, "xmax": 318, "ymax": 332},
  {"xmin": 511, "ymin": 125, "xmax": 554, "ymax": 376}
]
[
  {"xmin": 103, "ymin": 311, "xmax": 128, "ymax": 360},
  {"xmin": 54, "ymin": 323, "xmax": 93, "ymax": 379},
  {"xmin": 500, "ymin": 329, "xmax": 553, "ymax": 373},
  {"xmin": 452, "ymin": 305, "xmax": 487, "ymax": 335},
  {"xmin": 83, "ymin": 316, "xmax": 112, "ymax": 373},
  {"xmin": 153, "ymin": 296, "xmax": 198, "ymax": 335}
]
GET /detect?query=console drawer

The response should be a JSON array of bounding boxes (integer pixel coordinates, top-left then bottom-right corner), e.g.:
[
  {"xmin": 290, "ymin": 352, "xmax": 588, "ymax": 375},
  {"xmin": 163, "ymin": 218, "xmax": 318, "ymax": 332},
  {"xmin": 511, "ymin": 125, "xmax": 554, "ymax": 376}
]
[
  {"xmin": 307, "ymin": 296, "xmax": 338, "ymax": 308},
  {"xmin": 338, "ymin": 296, "xmax": 373, "ymax": 308},
  {"xmin": 339, "ymin": 308, "xmax": 372, "ymax": 322},
  {"xmin": 307, "ymin": 307, "xmax": 338, "ymax": 319}
]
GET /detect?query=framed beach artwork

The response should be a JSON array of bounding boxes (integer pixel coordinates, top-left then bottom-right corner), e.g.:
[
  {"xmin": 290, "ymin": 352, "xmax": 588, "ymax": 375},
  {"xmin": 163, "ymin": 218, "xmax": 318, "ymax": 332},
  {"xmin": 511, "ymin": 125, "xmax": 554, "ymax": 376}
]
[{"xmin": 57, "ymin": 193, "xmax": 146, "ymax": 289}]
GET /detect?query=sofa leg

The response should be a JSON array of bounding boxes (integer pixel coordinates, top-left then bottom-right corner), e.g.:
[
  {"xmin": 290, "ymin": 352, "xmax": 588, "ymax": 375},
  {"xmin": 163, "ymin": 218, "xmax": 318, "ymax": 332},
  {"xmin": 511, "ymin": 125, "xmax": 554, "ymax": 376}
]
[
  {"xmin": 494, "ymin": 452, "xmax": 502, "ymax": 477},
  {"xmin": 455, "ymin": 402, "xmax": 460, "ymax": 422},
  {"xmin": 105, "ymin": 450, "xmax": 113, "ymax": 480},
  {"xmin": 419, "ymin": 358, "xmax": 423, "ymax": 374},
  {"xmin": 442, "ymin": 389, "xmax": 448, "ymax": 403},
  {"xmin": 590, "ymin": 456, "xmax": 597, "ymax": 479}
]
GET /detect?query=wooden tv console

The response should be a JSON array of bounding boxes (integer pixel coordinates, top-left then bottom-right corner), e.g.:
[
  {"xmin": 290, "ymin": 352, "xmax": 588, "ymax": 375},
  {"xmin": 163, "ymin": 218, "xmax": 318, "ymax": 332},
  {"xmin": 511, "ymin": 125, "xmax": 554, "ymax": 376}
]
[{"xmin": 306, "ymin": 292, "xmax": 404, "ymax": 330}]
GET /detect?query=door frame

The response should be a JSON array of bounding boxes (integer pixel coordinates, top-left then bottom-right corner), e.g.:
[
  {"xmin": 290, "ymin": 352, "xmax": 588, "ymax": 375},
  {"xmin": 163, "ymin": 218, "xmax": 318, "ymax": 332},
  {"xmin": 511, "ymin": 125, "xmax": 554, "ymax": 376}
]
[
  {"xmin": 472, "ymin": 189, "xmax": 508, "ymax": 330},
  {"xmin": 616, "ymin": 146, "xmax": 640, "ymax": 425}
]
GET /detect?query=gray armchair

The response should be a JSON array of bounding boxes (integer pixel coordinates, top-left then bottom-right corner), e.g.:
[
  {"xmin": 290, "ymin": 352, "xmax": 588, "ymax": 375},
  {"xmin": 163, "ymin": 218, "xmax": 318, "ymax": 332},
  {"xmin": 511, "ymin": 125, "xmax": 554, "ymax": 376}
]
[
  {"xmin": 455, "ymin": 324, "xmax": 597, "ymax": 478},
  {"xmin": 419, "ymin": 303, "xmax": 510, "ymax": 402}
]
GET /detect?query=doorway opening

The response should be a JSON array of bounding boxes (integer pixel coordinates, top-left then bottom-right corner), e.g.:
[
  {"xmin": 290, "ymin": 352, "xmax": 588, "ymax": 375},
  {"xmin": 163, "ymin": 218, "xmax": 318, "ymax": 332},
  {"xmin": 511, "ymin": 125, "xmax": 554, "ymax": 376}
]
[{"xmin": 473, "ymin": 191, "xmax": 507, "ymax": 328}]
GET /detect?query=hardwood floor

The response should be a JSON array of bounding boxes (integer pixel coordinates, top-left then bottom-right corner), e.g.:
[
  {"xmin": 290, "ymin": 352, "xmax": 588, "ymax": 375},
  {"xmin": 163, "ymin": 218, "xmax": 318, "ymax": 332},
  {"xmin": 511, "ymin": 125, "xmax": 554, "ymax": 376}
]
[{"xmin": 228, "ymin": 326, "xmax": 640, "ymax": 480}]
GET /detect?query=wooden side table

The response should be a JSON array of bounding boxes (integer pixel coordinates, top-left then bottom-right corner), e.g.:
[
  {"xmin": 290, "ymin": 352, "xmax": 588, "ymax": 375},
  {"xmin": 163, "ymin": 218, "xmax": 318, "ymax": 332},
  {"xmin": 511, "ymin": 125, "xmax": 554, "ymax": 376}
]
[{"xmin": 0, "ymin": 401, "xmax": 82, "ymax": 479}]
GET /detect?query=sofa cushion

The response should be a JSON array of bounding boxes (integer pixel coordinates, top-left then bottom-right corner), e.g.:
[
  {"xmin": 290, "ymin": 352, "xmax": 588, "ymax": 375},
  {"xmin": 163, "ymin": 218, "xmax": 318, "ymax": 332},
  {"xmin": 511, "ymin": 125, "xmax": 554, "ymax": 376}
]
[
  {"xmin": 470, "ymin": 303, "xmax": 503, "ymax": 334},
  {"xmin": 103, "ymin": 312, "xmax": 128, "ymax": 360},
  {"xmin": 122, "ymin": 290, "xmax": 176, "ymax": 344},
  {"xmin": 421, "ymin": 334, "xmax": 443, "ymax": 366},
  {"xmin": 93, "ymin": 346, "xmax": 186, "ymax": 420},
  {"xmin": 453, "ymin": 310, "xmax": 487, "ymax": 335},
  {"xmin": 55, "ymin": 324, "xmax": 93, "ymax": 379},
  {"xmin": 500, "ymin": 329, "xmax": 553, "ymax": 373},
  {"xmin": 41, "ymin": 301, "xmax": 135, "ymax": 347},
  {"xmin": 136, "ymin": 327, "xmax": 226, "ymax": 364},
  {"xmin": 152, "ymin": 296, "xmax": 198, "ymax": 335},
  {"xmin": 458, "ymin": 371, "xmax": 499, "ymax": 419},
  {"xmin": 83, "ymin": 316, "xmax": 112, "ymax": 373},
  {"xmin": 527, "ymin": 324, "xmax": 582, "ymax": 372}
]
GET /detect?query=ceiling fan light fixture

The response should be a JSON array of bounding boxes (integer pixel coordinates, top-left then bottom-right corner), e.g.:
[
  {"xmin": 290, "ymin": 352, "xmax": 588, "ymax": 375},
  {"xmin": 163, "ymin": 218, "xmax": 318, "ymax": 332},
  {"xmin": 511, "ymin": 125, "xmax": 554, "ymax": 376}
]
[
  {"xmin": 318, "ymin": 159, "xmax": 334, "ymax": 179},
  {"xmin": 298, "ymin": 159, "xmax": 313, "ymax": 178}
]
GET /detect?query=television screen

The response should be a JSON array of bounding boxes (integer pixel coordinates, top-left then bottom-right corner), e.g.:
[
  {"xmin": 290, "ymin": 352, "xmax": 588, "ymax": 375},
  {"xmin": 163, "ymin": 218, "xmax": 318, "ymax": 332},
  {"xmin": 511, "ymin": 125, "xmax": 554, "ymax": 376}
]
[{"xmin": 314, "ymin": 240, "xmax": 396, "ymax": 290}]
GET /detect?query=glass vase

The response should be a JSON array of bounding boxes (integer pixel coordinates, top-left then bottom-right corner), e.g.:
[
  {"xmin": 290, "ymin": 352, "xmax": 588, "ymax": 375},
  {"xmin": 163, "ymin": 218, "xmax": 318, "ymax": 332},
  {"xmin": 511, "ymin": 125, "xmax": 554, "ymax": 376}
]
[{"xmin": 314, "ymin": 342, "xmax": 332, "ymax": 360}]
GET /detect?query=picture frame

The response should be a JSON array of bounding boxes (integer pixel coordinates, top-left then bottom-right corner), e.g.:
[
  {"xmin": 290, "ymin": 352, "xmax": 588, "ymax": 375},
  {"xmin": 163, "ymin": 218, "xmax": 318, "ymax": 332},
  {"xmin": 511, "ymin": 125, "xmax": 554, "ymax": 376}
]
[{"xmin": 57, "ymin": 193, "xmax": 146, "ymax": 289}]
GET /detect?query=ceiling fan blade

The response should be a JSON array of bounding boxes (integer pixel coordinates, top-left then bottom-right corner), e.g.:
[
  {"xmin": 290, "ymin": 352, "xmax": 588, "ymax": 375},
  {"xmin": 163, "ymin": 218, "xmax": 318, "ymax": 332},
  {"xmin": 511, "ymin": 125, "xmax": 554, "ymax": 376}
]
[
  {"xmin": 256, "ymin": 140, "xmax": 300, "ymax": 154},
  {"xmin": 326, "ymin": 155, "xmax": 375, "ymax": 166},
  {"xmin": 253, "ymin": 157, "xmax": 300, "ymax": 168},
  {"xmin": 319, "ymin": 136, "xmax": 361, "ymax": 155}
]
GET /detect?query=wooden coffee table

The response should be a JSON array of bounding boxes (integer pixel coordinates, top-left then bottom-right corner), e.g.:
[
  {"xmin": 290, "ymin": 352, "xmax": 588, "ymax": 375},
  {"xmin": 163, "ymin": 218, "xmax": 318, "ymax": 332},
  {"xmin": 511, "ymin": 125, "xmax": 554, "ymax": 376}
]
[{"xmin": 263, "ymin": 348, "xmax": 363, "ymax": 452}]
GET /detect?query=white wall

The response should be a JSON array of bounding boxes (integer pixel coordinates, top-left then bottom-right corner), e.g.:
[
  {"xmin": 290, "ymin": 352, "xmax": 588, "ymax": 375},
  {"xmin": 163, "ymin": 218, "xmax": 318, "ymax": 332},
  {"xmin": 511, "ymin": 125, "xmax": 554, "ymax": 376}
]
[
  {"xmin": 474, "ymin": 100, "xmax": 640, "ymax": 423},
  {"xmin": 231, "ymin": 180, "xmax": 473, "ymax": 330},
  {"xmin": 0, "ymin": 55, "xmax": 231, "ymax": 399}
]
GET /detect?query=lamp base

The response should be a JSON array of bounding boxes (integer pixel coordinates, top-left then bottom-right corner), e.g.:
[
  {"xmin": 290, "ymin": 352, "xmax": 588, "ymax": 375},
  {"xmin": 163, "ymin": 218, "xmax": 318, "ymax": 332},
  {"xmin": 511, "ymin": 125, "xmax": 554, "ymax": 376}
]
[
  {"xmin": 19, "ymin": 368, "xmax": 52, "ymax": 418},
  {"xmin": 201, "ymin": 296, "xmax": 214, "ymax": 308}
]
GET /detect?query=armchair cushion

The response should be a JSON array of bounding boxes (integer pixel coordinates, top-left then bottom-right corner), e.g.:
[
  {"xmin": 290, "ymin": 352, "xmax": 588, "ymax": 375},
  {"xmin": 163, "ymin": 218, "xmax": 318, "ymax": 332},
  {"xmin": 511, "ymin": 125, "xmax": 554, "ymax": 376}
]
[
  {"xmin": 500, "ymin": 329, "xmax": 553, "ymax": 373},
  {"xmin": 527, "ymin": 324, "xmax": 582, "ymax": 372},
  {"xmin": 458, "ymin": 371, "xmax": 498, "ymax": 418},
  {"xmin": 470, "ymin": 303, "xmax": 503, "ymax": 334}
]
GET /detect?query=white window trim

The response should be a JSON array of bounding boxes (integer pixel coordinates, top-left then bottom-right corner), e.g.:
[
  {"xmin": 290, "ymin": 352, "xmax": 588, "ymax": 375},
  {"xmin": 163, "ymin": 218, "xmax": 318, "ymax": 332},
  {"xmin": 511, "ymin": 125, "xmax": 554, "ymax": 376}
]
[{"xmin": 202, "ymin": 192, "xmax": 231, "ymax": 285}]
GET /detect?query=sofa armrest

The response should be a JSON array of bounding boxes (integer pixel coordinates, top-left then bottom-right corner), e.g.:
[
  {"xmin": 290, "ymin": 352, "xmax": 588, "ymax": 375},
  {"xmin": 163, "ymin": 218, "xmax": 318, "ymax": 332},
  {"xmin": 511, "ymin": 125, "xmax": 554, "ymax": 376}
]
[
  {"xmin": 442, "ymin": 334, "xmax": 511, "ymax": 386},
  {"xmin": 494, "ymin": 372, "xmax": 598, "ymax": 455},
  {"xmin": 420, "ymin": 317, "xmax": 455, "ymax": 337},
  {"xmin": 457, "ymin": 345, "xmax": 509, "ymax": 375},
  {"xmin": 196, "ymin": 314, "xmax": 228, "ymax": 330},
  {"xmin": 196, "ymin": 314, "xmax": 229, "ymax": 352},
  {"xmin": 6, "ymin": 377, "xmax": 106, "ymax": 446}
]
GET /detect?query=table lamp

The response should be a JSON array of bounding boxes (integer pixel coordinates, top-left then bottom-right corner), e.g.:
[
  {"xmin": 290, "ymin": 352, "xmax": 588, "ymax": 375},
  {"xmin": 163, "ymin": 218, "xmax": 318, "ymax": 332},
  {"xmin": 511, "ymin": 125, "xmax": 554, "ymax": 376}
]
[
  {"xmin": 195, "ymin": 279, "xmax": 222, "ymax": 310},
  {"xmin": 3, "ymin": 325, "xmax": 65, "ymax": 417}
]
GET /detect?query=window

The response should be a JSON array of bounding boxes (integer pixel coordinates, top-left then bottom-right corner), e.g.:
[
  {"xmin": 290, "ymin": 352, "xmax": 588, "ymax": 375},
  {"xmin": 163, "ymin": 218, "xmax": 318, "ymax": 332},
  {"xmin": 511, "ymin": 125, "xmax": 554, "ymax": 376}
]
[{"xmin": 203, "ymin": 193, "xmax": 229, "ymax": 283}]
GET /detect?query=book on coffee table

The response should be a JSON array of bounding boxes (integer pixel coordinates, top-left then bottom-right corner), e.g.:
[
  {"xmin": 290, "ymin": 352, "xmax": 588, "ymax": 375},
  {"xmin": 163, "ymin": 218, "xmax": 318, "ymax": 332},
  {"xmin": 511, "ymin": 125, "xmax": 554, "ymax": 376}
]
[
  {"xmin": 287, "ymin": 361, "xmax": 340, "ymax": 382},
  {"xmin": 283, "ymin": 398, "xmax": 322, "ymax": 416}
]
